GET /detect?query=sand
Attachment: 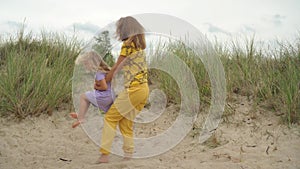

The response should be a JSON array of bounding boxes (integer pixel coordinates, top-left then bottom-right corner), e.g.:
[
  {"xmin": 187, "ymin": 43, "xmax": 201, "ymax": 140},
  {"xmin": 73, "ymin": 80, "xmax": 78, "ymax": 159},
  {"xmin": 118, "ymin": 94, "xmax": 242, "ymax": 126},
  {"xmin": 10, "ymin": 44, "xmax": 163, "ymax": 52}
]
[{"xmin": 0, "ymin": 94, "xmax": 300, "ymax": 169}]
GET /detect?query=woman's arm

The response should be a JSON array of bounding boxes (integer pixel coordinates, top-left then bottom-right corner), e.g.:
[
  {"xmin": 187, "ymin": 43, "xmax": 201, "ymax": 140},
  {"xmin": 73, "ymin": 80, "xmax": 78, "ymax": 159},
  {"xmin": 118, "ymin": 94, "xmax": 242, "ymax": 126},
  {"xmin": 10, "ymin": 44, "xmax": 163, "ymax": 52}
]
[
  {"xmin": 105, "ymin": 55, "xmax": 126, "ymax": 82},
  {"xmin": 94, "ymin": 79, "xmax": 108, "ymax": 90}
]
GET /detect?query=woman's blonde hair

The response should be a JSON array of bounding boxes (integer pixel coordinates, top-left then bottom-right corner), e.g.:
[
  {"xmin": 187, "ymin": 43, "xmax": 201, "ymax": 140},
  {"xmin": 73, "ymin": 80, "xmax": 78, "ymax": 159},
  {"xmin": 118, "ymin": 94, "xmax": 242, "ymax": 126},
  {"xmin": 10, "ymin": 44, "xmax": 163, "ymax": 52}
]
[
  {"xmin": 75, "ymin": 51, "xmax": 111, "ymax": 72},
  {"xmin": 116, "ymin": 16, "xmax": 146, "ymax": 49}
]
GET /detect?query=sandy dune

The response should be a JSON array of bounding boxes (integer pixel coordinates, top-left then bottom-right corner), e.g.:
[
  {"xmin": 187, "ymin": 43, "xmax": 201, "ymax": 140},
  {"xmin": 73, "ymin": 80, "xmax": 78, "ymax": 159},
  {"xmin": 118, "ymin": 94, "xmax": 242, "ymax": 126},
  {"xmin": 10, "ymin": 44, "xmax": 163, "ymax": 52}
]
[{"xmin": 0, "ymin": 94, "xmax": 299, "ymax": 169}]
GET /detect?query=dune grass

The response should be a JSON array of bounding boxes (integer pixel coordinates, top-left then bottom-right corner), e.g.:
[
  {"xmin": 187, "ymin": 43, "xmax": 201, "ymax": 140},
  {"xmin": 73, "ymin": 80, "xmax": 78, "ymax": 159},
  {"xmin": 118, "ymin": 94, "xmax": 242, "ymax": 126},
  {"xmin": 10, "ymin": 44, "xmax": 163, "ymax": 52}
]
[
  {"xmin": 220, "ymin": 37, "xmax": 300, "ymax": 125},
  {"xmin": 149, "ymin": 36, "xmax": 300, "ymax": 125},
  {"xmin": 0, "ymin": 29, "xmax": 299, "ymax": 125},
  {"xmin": 0, "ymin": 29, "xmax": 81, "ymax": 119}
]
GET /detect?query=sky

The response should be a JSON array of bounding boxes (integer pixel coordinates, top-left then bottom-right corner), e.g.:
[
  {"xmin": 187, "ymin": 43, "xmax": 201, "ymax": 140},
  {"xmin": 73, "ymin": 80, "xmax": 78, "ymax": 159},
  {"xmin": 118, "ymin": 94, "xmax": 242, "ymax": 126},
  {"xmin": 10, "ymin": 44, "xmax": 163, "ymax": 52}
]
[{"xmin": 0, "ymin": 0, "xmax": 300, "ymax": 43}]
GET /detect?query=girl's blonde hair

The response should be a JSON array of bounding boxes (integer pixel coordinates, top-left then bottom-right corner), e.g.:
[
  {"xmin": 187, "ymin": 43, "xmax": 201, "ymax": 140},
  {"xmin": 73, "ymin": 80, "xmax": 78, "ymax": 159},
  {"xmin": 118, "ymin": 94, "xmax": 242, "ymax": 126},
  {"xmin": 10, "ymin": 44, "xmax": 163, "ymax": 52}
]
[
  {"xmin": 116, "ymin": 16, "xmax": 146, "ymax": 49},
  {"xmin": 75, "ymin": 51, "xmax": 111, "ymax": 72}
]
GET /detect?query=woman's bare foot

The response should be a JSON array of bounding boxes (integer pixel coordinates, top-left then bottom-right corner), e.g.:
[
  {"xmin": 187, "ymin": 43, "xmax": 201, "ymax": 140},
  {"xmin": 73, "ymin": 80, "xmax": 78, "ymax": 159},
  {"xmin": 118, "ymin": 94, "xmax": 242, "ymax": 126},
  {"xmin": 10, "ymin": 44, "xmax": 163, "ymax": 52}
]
[
  {"xmin": 69, "ymin": 112, "xmax": 78, "ymax": 119},
  {"xmin": 96, "ymin": 154, "xmax": 109, "ymax": 163}
]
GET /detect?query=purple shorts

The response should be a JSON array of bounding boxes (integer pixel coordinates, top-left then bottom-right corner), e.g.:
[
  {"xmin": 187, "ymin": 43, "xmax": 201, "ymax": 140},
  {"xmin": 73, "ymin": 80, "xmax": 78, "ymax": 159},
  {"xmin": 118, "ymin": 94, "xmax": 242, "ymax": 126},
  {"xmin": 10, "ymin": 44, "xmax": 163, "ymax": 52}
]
[
  {"xmin": 85, "ymin": 89, "xmax": 114, "ymax": 112},
  {"xmin": 85, "ymin": 72, "xmax": 114, "ymax": 112}
]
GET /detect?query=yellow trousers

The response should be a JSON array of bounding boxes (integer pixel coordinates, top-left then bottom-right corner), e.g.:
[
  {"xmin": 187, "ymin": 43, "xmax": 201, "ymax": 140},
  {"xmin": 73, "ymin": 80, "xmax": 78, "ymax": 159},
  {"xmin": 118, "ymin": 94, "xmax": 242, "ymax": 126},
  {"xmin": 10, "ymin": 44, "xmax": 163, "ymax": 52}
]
[{"xmin": 100, "ymin": 83, "xmax": 149, "ymax": 155}]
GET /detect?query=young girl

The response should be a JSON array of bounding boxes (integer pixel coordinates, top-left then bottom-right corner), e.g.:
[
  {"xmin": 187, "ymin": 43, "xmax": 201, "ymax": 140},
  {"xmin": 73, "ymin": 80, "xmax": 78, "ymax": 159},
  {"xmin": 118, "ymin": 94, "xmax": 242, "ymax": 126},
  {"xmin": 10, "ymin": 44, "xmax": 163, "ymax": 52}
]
[
  {"xmin": 97, "ymin": 16, "xmax": 149, "ymax": 163},
  {"xmin": 70, "ymin": 51, "xmax": 114, "ymax": 128}
]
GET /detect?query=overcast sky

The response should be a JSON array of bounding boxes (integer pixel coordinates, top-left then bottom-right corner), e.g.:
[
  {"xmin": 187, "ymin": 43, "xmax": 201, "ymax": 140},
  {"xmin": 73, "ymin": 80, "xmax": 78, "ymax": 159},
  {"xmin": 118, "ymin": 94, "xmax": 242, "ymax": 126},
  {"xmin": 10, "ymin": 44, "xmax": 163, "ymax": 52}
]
[{"xmin": 1, "ymin": 0, "xmax": 299, "ymax": 42}]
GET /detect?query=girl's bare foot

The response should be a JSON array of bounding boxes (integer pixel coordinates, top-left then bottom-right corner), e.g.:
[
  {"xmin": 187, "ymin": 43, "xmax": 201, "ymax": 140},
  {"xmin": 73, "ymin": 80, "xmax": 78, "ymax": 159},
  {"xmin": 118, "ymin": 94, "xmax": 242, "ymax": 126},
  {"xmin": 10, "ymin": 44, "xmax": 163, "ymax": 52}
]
[
  {"xmin": 123, "ymin": 153, "xmax": 132, "ymax": 160},
  {"xmin": 69, "ymin": 112, "xmax": 78, "ymax": 119},
  {"xmin": 72, "ymin": 120, "xmax": 85, "ymax": 128},
  {"xmin": 96, "ymin": 154, "xmax": 109, "ymax": 163}
]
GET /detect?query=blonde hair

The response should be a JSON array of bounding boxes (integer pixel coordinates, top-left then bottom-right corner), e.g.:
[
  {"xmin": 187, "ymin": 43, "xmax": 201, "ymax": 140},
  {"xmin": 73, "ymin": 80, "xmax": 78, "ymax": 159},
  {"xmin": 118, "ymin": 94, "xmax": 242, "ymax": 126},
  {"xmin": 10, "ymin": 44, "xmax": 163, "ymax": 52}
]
[
  {"xmin": 75, "ymin": 51, "xmax": 111, "ymax": 72},
  {"xmin": 116, "ymin": 16, "xmax": 146, "ymax": 49}
]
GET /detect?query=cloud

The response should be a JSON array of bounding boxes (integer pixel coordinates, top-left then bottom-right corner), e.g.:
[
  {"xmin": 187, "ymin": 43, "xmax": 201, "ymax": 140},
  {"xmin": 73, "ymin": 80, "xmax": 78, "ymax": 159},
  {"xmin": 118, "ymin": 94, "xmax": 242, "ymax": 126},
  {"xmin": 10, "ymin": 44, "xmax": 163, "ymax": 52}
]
[
  {"xmin": 204, "ymin": 23, "xmax": 231, "ymax": 36},
  {"xmin": 237, "ymin": 25, "xmax": 256, "ymax": 35},
  {"xmin": 272, "ymin": 14, "xmax": 286, "ymax": 25},
  {"xmin": 263, "ymin": 14, "xmax": 286, "ymax": 26},
  {"xmin": 0, "ymin": 21, "xmax": 27, "ymax": 30},
  {"xmin": 68, "ymin": 22, "xmax": 100, "ymax": 34},
  {"xmin": 1, "ymin": 20, "xmax": 27, "ymax": 29},
  {"xmin": 243, "ymin": 25, "xmax": 255, "ymax": 33},
  {"xmin": 0, "ymin": 20, "xmax": 27, "ymax": 35}
]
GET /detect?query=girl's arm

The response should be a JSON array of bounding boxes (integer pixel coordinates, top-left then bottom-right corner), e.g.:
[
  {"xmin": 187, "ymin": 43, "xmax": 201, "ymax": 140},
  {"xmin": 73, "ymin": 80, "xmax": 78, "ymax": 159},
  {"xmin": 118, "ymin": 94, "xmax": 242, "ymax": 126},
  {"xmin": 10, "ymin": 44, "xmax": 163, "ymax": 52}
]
[
  {"xmin": 94, "ymin": 79, "xmax": 108, "ymax": 90},
  {"xmin": 105, "ymin": 55, "xmax": 126, "ymax": 83}
]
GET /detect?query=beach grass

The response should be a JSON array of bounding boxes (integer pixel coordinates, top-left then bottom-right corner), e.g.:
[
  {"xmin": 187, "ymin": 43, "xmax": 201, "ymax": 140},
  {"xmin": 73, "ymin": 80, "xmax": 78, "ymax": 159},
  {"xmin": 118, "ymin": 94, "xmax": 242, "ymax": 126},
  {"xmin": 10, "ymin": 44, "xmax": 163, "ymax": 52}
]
[
  {"xmin": 0, "ymin": 29, "xmax": 81, "ymax": 119},
  {"xmin": 0, "ymin": 29, "xmax": 299, "ymax": 125},
  {"xmin": 149, "ymin": 36, "xmax": 300, "ymax": 125}
]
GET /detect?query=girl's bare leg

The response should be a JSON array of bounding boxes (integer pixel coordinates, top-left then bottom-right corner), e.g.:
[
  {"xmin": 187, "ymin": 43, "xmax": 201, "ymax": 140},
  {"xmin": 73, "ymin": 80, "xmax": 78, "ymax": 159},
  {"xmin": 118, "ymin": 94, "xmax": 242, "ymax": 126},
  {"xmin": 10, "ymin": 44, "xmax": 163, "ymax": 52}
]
[{"xmin": 71, "ymin": 93, "xmax": 90, "ymax": 128}]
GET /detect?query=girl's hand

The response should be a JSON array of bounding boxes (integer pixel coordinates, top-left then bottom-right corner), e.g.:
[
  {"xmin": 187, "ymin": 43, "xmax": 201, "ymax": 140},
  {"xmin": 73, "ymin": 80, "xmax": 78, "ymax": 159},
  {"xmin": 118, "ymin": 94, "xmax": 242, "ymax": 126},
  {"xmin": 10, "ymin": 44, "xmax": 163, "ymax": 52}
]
[
  {"xmin": 105, "ymin": 55, "xmax": 126, "ymax": 82},
  {"xmin": 94, "ymin": 79, "xmax": 108, "ymax": 90}
]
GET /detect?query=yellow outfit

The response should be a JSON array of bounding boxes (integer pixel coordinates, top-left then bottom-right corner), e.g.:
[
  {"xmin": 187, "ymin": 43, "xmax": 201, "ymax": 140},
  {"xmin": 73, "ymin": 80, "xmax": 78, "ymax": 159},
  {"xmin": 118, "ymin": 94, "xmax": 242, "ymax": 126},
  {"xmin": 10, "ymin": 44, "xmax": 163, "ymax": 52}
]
[
  {"xmin": 120, "ymin": 41, "xmax": 148, "ymax": 87},
  {"xmin": 100, "ymin": 41, "xmax": 149, "ymax": 155}
]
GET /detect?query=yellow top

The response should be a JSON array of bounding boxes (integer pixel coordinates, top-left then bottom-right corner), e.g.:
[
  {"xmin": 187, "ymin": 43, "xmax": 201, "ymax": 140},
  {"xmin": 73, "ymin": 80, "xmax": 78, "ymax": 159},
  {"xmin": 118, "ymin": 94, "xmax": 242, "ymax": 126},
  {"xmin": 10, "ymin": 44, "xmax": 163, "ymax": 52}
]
[{"xmin": 120, "ymin": 41, "xmax": 148, "ymax": 87}]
